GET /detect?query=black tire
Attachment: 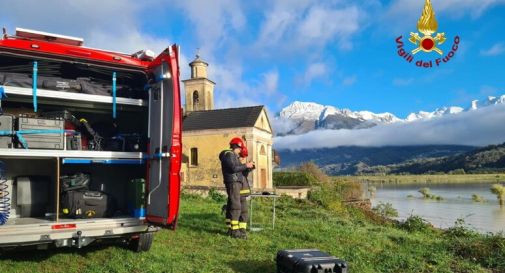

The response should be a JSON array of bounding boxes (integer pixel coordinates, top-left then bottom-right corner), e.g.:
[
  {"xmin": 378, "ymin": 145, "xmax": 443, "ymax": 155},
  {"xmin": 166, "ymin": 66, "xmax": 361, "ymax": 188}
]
[{"xmin": 129, "ymin": 232, "xmax": 154, "ymax": 252}]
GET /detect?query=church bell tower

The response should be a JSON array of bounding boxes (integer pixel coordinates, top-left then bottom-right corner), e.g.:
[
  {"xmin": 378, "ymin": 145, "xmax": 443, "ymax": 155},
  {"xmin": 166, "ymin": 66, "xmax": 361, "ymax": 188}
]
[{"xmin": 182, "ymin": 54, "xmax": 215, "ymax": 112}]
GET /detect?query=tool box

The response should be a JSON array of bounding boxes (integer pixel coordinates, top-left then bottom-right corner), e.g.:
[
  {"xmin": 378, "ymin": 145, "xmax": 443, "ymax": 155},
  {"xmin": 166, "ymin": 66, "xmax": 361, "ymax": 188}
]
[
  {"xmin": 276, "ymin": 249, "xmax": 348, "ymax": 273},
  {"xmin": 16, "ymin": 115, "xmax": 64, "ymax": 149}
]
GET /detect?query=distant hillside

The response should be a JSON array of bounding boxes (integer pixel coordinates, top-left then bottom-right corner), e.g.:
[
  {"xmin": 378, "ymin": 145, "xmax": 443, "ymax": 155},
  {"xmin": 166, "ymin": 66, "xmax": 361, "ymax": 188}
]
[
  {"xmin": 277, "ymin": 145, "xmax": 476, "ymax": 175},
  {"xmin": 362, "ymin": 142, "xmax": 505, "ymax": 175}
]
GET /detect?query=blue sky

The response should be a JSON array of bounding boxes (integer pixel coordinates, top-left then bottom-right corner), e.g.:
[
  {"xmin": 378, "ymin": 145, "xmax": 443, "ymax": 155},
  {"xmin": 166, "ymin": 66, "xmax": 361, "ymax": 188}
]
[{"xmin": 1, "ymin": 0, "xmax": 505, "ymax": 118}]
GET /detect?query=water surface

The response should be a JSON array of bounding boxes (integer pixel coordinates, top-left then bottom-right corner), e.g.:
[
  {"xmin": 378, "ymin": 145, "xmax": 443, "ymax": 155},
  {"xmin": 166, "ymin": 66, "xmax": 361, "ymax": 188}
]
[{"xmin": 371, "ymin": 182, "xmax": 505, "ymax": 233}]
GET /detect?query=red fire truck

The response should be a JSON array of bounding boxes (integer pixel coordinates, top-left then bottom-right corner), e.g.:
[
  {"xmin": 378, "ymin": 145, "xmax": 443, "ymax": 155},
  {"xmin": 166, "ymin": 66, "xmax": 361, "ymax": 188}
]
[{"xmin": 0, "ymin": 28, "xmax": 182, "ymax": 252}]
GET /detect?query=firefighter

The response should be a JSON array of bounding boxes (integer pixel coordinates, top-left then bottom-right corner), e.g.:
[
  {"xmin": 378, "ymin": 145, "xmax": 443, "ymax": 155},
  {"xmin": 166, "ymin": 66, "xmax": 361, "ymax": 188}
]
[
  {"xmin": 238, "ymin": 146, "xmax": 253, "ymax": 238},
  {"xmin": 219, "ymin": 137, "xmax": 254, "ymax": 238}
]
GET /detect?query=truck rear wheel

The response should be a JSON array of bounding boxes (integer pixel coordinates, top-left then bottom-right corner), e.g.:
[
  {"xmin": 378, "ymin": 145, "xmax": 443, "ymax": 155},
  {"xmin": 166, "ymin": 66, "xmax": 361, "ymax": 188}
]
[{"xmin": 129, "ymin": 232, "xmax": 154, "ymax": 252}]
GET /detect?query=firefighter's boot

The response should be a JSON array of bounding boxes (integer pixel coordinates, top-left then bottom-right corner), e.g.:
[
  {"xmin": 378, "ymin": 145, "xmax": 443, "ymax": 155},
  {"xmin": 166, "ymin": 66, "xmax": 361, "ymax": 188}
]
[
  {"xmin": 230, "ymin": 229, "xmax": 244, "ymax": 239},
  {"xmin": 239, "ymin": 228, "xmax": 247, "ymax": 239}
]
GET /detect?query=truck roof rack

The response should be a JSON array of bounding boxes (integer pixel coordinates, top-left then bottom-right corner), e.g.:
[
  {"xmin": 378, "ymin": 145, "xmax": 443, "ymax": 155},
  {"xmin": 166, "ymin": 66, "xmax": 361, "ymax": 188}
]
[{"xmin": 15, "ymin": 27, "xmax": 84, "ymax": 47}]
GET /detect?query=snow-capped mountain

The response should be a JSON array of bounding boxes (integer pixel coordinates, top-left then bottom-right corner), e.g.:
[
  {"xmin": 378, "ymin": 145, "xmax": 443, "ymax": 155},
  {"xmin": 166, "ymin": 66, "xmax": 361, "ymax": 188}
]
[
  {"xmin": 406, "ymin": 106, "xmax": 464, "ymax": 122},
  {"xmin": 277, "ymin": 101, "xmax": 402, "ymax": 135},
  {"xmin": 275, "ymin": 95, "xmax": 505, "ymax": 136}
]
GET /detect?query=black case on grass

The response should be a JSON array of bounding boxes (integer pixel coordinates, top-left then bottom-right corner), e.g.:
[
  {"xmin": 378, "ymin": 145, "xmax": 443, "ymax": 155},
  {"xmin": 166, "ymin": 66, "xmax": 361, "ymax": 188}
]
[{"xmin": 276, "ymin": 249, "xmax": 348, "ymax": 273}]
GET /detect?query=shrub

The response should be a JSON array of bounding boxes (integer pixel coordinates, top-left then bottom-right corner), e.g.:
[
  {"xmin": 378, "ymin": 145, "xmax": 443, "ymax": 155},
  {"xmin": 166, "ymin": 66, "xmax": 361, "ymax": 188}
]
[
  {"xmin": 297, "ymin": 161, "xmax": 329, "ymax": 184},
  {"xmin": 418, "ymin": 187, "xmax": 443, "ymax": 201},
  {"xmin": 336, "ymin": 180, "xmax": 364, "ymax": 201},
  {"xmin": 273, "ymin": 172, "xmax": 316, "ymax": 187},
  {"xmin": 449, "ymin": 233, "xmax": 505, "ymax": 271},
  {"xmin": 449, "ymin": 168, "xmax": 466, "ymax": 174},
  {"xmin": 418, "ymin": 187, "xmax": 431, "ymax": 198},
  {"xmin": 399, "ymin": 215, "xmax": 432, "ymax": 232},
  {"xmin": 445, "ymin": 218, "xmax": 478, "ymax": 238},
  {"xmin": 307, "ymin": 184, "xmax": 346, "ymax": 213},
  {"xmin": 471, "ymin": 194, "xmax": 485, "ymax": 203},
  {"xmin": 372, "ymin": 202, "xmax": 398, "ymax": 218},
  {"xmin": 491, "ymin": 184, "xmax": 505, "ymax": 206},
  {"xmin": 181, "ymin": 188, "xmax": 203, "ymax": 200},
  {"xmin": 208, "ymin": 187, "xmax": 226, "ymax": 203}
]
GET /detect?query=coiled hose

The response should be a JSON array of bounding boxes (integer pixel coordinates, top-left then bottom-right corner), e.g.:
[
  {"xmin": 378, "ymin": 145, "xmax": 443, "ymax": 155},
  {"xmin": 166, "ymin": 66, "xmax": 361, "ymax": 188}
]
[{"xmin": 0, "ymin": 161, "xmax": 9, "ymax": 225}]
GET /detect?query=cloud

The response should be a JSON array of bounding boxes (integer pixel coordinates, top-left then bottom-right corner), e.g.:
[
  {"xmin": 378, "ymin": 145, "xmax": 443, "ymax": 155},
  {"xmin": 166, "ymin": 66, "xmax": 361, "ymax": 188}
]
[
  {"xmin": 211, "ymin": 65, "xmax": 284, "ymax": 109},
  {"xmin": 296, "ymin": 6, "xmax": 361, "ymax": 50},
  {"xmin": 302, "ymin": 63, "xmax": 328, "ymax": 86},
  {"xmin": 386, "ymin": 0, "xmax": 505, "ymax": 20},
  {"xmin": 172, "ymin": 0, "xmax": 245, "ymax": 57},
  {"xmin": 274, "ymin": 104, "xmax": 505, "ymax": 150},
  {"xmin": 393, "ymin": 78, "xmax": 414, "ymax": 86},
  {"xmin": 256, "ymin": 2, "xmax": 364, "ymax": 54},
  {"xmin": 173, "ymin": 1, "xmax": 286, "ymax": 111},
  {"xmin": 342, "ymin": 75, "xmax": 357, "ymax": 86},
  {"xmin": 0, "ymin": 0, "xmax": 172, "ymax": 55},
  {"xmin": 272, "ymin": 117, "xmax": 299, "ymax": 136},
  {"xmin": 261, "ymin": 71, "xmax": 279, "ymax": 95},
  {"xmin": 480, "ymin": 43, "xmax": 505, "ymax": 56},
  {"xmin": 382, "ymin": 0, "xmax": 505, "ymax": 34}
]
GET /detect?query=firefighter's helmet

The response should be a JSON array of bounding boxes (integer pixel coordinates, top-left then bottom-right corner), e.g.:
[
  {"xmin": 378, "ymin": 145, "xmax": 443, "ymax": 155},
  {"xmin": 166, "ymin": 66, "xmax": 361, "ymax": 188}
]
[
  {"xmin": 240, "ymin": 146, "xmax": 248, "ymax": 158},
  {"xmin": 229, "ymin": 137, "xmax": 245, "ymax": 149}
]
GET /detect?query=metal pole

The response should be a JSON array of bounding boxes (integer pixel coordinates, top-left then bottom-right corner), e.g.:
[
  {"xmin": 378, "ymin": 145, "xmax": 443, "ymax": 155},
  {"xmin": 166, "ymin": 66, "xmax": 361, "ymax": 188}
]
[
  {"xmin": 272, "ymin": 197, "xmax": 276, "ymax": 230},
  {"xmin": 249, "ymin": 197, "xmax": 253, "ymax": 230},
  {"xmin": 56, "ymin": 157, "xmax": 60, "ymax": 222}
]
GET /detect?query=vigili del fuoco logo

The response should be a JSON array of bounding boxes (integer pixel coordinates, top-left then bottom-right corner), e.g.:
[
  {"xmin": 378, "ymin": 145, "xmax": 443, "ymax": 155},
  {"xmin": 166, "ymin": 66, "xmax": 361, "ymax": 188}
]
[{"xmin": 396, "ymin": 0, "xmax": 460, "ymax": 68}]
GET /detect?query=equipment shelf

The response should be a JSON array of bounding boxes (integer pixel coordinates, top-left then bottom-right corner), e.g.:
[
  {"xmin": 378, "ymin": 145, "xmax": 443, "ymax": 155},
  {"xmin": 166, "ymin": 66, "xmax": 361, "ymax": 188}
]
[
  {"xmin": 2, "ymin": 86, "xmax": 147, "ymax": 107},
  {"xmin": 0, "ymin": 149, "xmax": 144, "ymax": 159}
]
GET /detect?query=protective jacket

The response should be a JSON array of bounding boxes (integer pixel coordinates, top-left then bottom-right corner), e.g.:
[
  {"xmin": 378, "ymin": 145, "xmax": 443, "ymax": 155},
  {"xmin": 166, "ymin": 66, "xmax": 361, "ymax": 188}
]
[{"xmin": 219, "ymin": 150, "xmax": 247, "ymax": 184}]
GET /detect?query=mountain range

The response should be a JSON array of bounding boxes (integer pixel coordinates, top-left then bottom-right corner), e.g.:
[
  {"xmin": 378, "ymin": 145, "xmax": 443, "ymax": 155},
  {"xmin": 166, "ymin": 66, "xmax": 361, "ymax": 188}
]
[
  {"xmin": 274, "ymin": 95, "xmax": 505, "ymax": 136},
  {"xmin": 353, "ymin": 142, "xmax": 505, "ymax": 175}
]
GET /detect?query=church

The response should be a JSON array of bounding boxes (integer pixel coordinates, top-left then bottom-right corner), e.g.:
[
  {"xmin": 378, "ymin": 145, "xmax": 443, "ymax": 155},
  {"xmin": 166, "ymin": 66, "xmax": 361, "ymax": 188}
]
[{"xmin": 180, "ymin": 55, "xmax": 274, "ymax": 190}]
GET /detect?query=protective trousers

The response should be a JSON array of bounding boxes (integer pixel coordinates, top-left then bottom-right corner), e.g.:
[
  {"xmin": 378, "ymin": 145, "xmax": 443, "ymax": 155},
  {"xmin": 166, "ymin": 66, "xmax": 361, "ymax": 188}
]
[
  {"xmin": 238, "ymin": 178, "xmax": 250, "ymax": 230},
  {"xmin": 225, "ymin": 182, "xmax": 242, "ymax": 231}
]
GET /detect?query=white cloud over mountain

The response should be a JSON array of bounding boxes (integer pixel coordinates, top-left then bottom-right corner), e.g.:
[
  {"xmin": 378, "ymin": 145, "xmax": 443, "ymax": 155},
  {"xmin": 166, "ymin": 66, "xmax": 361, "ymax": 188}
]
[
  {"xmin": 274, "ymin": 96, "xmax": 505, "ymax": 150},
  {"xmin": 275, "ymin": 103, "xmax": 505, "ymax": 150}
]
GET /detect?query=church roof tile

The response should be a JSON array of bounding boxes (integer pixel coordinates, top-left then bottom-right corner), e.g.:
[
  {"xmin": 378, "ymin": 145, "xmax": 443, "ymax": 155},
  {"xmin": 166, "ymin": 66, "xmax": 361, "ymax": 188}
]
[{"xmin": 183, "ymin": 106, "xmax": 265, "ymax": 131}]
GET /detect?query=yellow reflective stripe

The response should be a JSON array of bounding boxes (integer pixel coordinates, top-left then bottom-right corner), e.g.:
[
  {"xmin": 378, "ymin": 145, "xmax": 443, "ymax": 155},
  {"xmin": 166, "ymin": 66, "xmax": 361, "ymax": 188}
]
[
  {"xmin": 225, "ymin": 219, "xmax": 231, "ymax": 223},
  {"xmin": 231, "ymin": 225, "xmax": 240, "ymax": 230},
  {"xmin": 239, "ymin": 222, "xmax": 247, "ymax": 229},
  {"xmin": 240, "ymin": 189, "xmax": 250, "ymax": 194},
  {"xmin": 231, "ymin": 220, "xmax": 239, "ymax": 225}
]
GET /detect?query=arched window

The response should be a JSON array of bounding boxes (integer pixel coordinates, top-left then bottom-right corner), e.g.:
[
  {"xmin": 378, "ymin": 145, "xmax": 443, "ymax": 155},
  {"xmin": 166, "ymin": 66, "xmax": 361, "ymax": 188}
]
[
  {"xmin": 193, "ymin": 91, "xmax": 200, "ymax": 110},
  {"xmin": 260, "ymin": 145, "xmax": 266, "ymax": 155}
]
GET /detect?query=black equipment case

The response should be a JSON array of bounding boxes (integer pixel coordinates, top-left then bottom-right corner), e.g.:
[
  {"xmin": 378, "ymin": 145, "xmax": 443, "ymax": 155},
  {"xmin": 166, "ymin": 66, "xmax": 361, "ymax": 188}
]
[
  {"xmin": 276, "ymin": 249, "xmax": 348, "ymax": 273},
  {"xmin": 61, "ymin": 190, "xmax": 115, "ymax": 219}
]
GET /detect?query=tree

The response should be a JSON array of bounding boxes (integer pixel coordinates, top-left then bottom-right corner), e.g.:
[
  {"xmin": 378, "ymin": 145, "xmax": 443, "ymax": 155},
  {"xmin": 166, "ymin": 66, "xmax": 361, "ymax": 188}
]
[{"xmin": 490, "ymin": 184, "xmax": 505, "ymax": 206}]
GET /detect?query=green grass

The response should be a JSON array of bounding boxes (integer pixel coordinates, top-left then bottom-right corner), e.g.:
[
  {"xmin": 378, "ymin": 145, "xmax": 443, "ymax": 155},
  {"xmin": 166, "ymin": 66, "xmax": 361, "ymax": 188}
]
[
  {"xmin": 351, "ymin": 173, "xmax": 505, "ymax": 185},
  {"xmin": 1, "ymin": 193, "xmax": 504, "ymax": 273}
]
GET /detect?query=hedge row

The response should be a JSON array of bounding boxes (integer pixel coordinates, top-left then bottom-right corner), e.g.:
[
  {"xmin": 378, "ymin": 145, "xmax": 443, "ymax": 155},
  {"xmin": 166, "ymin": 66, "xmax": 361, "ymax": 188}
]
[{"xmin": 273, "ymin": 172, "xmax": 317, "ymax": 187}]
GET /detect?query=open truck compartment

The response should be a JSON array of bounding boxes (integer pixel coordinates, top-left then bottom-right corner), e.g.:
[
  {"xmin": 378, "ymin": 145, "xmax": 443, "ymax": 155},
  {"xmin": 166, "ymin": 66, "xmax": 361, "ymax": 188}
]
[
  {"xmin": 0, "ymin": 28, "xmax": 182, "ymax": 251},
  {"xmin": 0, "ymin": 54, "xmax": 149, "ymax": 99}
]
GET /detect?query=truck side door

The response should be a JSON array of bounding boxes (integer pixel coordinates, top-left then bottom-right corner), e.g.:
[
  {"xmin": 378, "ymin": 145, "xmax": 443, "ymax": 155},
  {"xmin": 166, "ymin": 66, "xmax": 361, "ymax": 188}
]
[{"xmin": 146, "ymin": 45, "xmax": 182, "ymax": 227}]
